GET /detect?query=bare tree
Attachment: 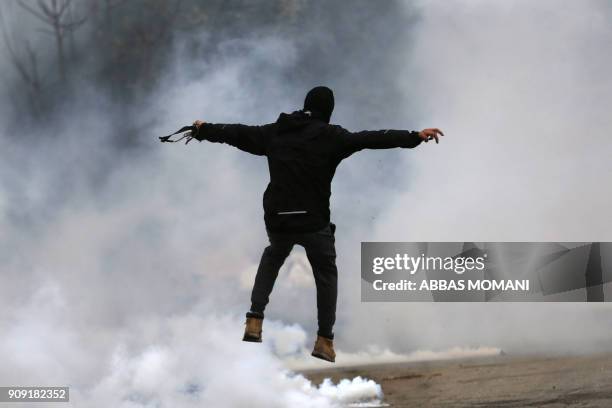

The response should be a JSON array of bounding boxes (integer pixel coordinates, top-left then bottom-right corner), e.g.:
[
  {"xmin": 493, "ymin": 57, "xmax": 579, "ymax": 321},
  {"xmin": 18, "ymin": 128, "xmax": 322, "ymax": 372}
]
[
  {"xmin": 17, "ymin": 0, "xmax": 85, "ymax": 82},
  {"xmin": 0, "ymin": 9, "xmax": 43, "ymax": 113}
]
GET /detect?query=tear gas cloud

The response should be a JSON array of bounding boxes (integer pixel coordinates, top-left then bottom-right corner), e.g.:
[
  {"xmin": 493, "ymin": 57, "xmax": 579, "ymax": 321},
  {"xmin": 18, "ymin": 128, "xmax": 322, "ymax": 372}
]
[{"xmin": 1, "ymin": 1, "xmax": 612, "ymax": 407}]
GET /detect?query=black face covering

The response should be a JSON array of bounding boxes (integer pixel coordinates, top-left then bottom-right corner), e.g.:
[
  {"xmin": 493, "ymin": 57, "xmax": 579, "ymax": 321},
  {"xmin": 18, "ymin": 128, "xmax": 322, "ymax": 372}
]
[{"xmin": 303, "ymin": 86, "xmax": 334, "ymax": 123}]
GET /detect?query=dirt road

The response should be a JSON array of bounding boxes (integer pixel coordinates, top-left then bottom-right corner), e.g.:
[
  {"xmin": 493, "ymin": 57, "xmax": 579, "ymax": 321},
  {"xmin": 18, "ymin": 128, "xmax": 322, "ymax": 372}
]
[{"xmin": 301, "ymin": 353, "xmax": 612, "ymax": 407}]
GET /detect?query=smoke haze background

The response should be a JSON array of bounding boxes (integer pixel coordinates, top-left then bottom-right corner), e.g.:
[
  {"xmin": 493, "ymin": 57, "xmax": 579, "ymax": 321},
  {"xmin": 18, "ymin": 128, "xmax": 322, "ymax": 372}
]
[{"xmin": 1, "ymin": 0, "xmax": 612, "ymax": 406}]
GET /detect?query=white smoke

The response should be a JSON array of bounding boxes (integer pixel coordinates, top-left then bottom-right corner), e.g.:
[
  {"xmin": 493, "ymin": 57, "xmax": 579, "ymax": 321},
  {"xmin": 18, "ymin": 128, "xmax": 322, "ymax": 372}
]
[
  {"xmin": 286, "ymin": 346, "xmax": 501, "ymax": 371},
  {"xmin": 336, "ymin": 0, "xmax": 612, "ymax": 356},
  {"xmin": 2, "ymin": 2, "xmax": 612, "ymax": 407},
  {"xmin": 82, "ymin": 316, "xmax": 384, "ymax": 408},
  {"xmin": 1, "ymin": 283, "xmax": 386, "ymax": 407}
]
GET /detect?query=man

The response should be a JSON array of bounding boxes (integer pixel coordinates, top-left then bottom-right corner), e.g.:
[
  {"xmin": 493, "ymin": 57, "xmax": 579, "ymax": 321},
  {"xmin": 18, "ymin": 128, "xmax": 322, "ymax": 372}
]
[{"xmin": 191, "ymin": 86, "xmax": 443, "ymax": 362}]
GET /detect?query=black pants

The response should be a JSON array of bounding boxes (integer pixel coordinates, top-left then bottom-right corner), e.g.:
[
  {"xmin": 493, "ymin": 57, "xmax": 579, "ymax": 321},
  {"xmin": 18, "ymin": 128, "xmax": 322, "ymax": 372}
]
[{"xmin": 249, "ymin": 223, "xmax": 337, "ymax": 339}]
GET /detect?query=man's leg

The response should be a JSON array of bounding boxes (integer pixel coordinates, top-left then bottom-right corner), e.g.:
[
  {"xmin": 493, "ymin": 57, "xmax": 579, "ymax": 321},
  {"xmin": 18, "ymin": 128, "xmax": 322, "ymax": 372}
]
[
  {"xmin": 300, "ymin": 223, "xmax": 338, "ymax": 339},
  {"xmin": 249, "ymin": 232, "xmax": 294, "ymax": 316}
]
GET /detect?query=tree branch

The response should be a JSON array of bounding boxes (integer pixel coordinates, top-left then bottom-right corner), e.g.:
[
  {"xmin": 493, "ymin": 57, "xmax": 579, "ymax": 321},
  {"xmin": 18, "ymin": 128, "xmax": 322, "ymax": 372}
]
[{"xmin": 17, "ymin": 0, "xmax": 52, "ymax": 24}]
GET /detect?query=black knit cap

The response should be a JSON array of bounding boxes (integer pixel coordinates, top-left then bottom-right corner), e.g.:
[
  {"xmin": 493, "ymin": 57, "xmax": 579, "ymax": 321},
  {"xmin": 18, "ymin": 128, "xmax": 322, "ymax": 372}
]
[{"xmin": 304, "ymin": 86, "xmax": 334, "ymax": 123}]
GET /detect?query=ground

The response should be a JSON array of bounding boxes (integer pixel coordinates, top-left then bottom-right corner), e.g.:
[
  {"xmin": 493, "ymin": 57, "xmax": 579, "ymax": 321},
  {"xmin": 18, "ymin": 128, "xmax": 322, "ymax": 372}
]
[{"xmin": 301, "ymin": 353, "xmax": 612, "ymax": 407}]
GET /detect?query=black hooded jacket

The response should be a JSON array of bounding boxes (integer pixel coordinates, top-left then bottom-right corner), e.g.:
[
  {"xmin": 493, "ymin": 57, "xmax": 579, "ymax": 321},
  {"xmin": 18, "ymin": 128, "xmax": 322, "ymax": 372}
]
[{"xmin": 195, "ymin": 111, "xmax": 422, "ymax": 232}]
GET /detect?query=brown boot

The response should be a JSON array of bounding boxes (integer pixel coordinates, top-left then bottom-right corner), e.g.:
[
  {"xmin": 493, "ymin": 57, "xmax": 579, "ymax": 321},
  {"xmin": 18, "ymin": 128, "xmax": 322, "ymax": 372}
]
[
  {"xmin": 311, "ymin": 335, "xmax": 335, "ymax": 362},
  {"xmin": 242, "ymin": 317, "xmax": 263, "ymax": 342}
]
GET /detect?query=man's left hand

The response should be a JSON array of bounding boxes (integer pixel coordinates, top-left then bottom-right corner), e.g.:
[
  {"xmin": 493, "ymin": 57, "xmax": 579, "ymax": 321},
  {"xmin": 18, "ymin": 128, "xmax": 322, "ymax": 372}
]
[{"xmin": 418, "ymin": 128, "xmax": 444, "ymax": 144}]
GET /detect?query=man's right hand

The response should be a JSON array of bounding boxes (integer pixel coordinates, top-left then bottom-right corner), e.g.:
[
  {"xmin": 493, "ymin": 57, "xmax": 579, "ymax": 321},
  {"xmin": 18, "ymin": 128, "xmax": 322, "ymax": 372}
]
[{"xmin": 418, "ymin": 128, "xmax": 444, "ymax": 144}]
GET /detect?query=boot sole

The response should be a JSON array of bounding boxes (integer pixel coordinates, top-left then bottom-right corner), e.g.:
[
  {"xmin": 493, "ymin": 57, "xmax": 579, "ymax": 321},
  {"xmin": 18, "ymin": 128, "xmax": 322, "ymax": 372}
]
[
  {"xmin": 311, "ymin": 351, "xmax": 335, "ymax": 363},
  {"xmin": 242, "ymin": 333, "xmax": 262, "ymax": 343}
]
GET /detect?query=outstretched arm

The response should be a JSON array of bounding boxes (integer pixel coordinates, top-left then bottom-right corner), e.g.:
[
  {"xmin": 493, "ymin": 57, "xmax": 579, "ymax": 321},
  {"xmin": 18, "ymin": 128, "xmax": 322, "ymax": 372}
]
[
  {"xmin": 192, "ymin": 120, "xmax": 273, "ymax": 156},
  {"xmin": 335, "ymin": 126, "xmax": 444, "ymax": 158}
]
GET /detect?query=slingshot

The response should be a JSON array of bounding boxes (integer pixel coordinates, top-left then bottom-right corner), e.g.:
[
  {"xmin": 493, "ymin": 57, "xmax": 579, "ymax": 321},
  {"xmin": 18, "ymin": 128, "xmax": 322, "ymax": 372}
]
[{"xmin": 159, "ymin": 125, "xmax": 198, "ymax": 144}]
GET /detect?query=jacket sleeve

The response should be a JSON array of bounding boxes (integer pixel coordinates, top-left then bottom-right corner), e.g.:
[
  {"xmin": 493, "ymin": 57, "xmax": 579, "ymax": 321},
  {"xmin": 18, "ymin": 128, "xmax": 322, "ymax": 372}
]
[
  {"xmin": 194, "ymin": 123, "xmax": 274, "ymax": 156},
  {"xmin": 333, "ymin": 126, "xmax": 423, "ymax": 158}
]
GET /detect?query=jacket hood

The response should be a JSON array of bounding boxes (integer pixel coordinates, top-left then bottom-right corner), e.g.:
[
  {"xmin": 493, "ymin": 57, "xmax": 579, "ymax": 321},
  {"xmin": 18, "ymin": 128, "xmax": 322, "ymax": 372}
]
[{"xmin": 276, "ymin": 110, "xmax": 325, "ymax": 133}]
